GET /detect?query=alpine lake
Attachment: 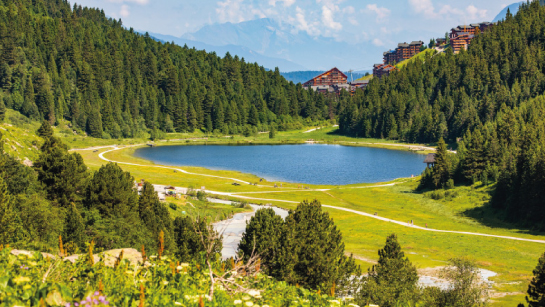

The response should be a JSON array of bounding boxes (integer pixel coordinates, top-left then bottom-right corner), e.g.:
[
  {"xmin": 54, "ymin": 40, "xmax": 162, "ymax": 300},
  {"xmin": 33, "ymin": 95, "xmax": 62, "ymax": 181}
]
[{"xmin": 133, "ymin": 143, "xmax": 427, "ymax": 185}]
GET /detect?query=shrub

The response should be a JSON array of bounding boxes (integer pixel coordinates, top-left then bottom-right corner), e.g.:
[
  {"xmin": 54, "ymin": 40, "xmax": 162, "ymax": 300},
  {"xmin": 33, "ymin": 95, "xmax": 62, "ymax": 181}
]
[{"xmin": 169, "ymin": 203, "xmax": 177, "ymax": 210}]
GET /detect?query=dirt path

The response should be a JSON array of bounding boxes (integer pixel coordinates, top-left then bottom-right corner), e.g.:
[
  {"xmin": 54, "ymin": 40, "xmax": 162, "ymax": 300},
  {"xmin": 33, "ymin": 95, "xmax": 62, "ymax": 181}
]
[{"xmin": 93, "ymin": 146, "xmax": 545, "ymax": 244}]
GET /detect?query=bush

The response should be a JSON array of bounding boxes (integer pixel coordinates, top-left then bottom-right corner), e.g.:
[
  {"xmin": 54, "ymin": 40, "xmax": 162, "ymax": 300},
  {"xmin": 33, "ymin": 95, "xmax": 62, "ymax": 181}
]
[
  {"xmin": 429, "ymin": 190, "xmax": 445, "ymax": 200},
  {"xmin": 445, "ymin": 179, "xmax": 455, "ymax": 190},
  {"xmin": 196, "ymin": 190, "xmax": 207, "ymax": 201},
  {"xmin": 169, "ymin": 203, "xmax": 177, "ymax": 210}
]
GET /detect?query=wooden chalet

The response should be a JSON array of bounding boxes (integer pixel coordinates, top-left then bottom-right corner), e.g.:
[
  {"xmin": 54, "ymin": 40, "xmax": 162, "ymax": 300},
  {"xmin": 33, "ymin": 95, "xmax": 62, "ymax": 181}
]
[
  {"xmin": 373, "ymin": 64, "xmax": 396, "ymax": 79},
  {"xmin": 303, "ymin": 67, "xmax": 347, "ymax": 87},
  {"xmin": 383, "ymin": 50, "xmax": 397, "ymax": 64}
]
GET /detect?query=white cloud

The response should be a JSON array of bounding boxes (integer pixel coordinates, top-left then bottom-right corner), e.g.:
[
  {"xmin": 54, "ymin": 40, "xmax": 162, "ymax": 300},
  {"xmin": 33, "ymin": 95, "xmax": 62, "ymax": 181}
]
[
  {"xmin": 372, "ymin": 38, "xmax": 384, "ymax": 46},
  {"xmin": 216, "ymin": 0, "xmax": 265, "ymax": 23},
  {"xmin": 321, "ymin": 5, "xmax": 342, "ymax": 30},
  {"xmin": 466, "ymin": 5, "xmax": 487, "ymax": 20},
  {"xmin": 366, "ymin": 4, "xmax": 390, "ymax": 22},
  {"xmin": 408, "ymin": 0, "xmax": 436, "ymax": 17},
  {"xmin": 120, "ymin": 4, "xmax": 130, "ymax": 17},
  {"xmin": 269, "ymin": 0, "xmax": 296, "ymax": 7}
]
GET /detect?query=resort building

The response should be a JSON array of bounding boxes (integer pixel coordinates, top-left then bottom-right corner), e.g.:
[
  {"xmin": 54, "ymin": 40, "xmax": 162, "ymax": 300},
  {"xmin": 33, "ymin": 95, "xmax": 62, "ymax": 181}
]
[{"xmin": 303, "ymin": 67, "xmax": 348, "ymax": 87}]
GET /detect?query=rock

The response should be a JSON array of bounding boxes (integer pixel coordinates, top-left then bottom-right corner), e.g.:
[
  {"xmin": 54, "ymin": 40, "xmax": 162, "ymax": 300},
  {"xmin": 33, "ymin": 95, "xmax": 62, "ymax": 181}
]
[
  {"xmin": 11, "ymin": 249, "xmax": 57, "ymax": 260},
  {"xmin": 63, "ymin": 248, "xmax": 143, "ymax": 267},
  {"xmin": 23, "ymin": 158, "xmax": 33, "ymax": 167}
]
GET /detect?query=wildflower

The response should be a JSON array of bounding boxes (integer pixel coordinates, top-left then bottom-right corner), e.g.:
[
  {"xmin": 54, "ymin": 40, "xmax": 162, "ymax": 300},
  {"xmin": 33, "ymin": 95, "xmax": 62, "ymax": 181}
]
[
  {"xmin": 174, "ymin": 303, "xmax": 182, "ymax": 306},
  {"xmin": 162, "ymin": 281, "xmax": 169, "ymax": 285},
  {"xmin": 180, "ymin": 263, "xmax": 189, "ymax": 267},
  {"xmin": 234, "ymin": 300, "xmax": 242, "ymax": 305},
  {"xmin": 245, "ymin": 303, "xmax": 254, "ymax": 307},
  {"xmin": 242, "ymin": 296, "xmax": 251, "ymax": 301},
  {"xmin": 65, "ymin": 303, "xmax": 71, "ymax": 307},
  {"xmin": 328, "ymin": 300, "xmax": 341, "ymax": 305}
]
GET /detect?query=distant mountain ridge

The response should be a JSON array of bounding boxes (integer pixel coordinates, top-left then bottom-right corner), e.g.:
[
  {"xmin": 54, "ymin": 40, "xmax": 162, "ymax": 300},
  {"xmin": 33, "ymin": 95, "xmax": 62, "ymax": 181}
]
[
  {"xmin": 180, "ymin": 18, "xmax": 383, "ymax": 72},
  {"xmin": 280, "ymin": 71, "xmax": 369, "ymax": 84},
  {"xmin": 146, "ymin": 32, "xmax": 307, "ymax": 71},
  {"xmin": 493, "ymin": 2, "xmax": 524, "ymax": 22}
]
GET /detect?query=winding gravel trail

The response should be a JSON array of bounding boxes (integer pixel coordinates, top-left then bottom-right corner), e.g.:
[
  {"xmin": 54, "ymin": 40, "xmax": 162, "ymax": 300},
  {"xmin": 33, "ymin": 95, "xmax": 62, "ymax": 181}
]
[{"xmin": 92, "ymin": 145, "xmax": 545, "ymax": 244}]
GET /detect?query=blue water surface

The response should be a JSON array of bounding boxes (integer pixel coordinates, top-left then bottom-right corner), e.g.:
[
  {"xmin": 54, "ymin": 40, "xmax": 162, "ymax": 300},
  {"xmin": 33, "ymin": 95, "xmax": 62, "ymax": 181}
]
[{"xmin": 133, "ymin": 144, "xmax": 427, "ymax": 185}]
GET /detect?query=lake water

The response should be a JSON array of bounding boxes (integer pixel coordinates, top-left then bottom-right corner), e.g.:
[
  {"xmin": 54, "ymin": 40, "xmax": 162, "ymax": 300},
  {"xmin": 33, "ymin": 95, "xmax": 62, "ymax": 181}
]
[{"xmin": 134, "ymin": 144, "xmax": 427, "ymax": 185}]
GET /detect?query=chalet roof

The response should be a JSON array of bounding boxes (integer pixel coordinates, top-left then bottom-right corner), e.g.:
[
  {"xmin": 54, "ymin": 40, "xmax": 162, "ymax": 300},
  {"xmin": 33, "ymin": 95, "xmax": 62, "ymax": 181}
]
[
  {"xmin": 311, "ymin": 67, "xmax": 347, "ymax": 80},
  {"xmin": 410, "ymin": 41, "xmax": 424, "ymax": 45},
  {"xmin": 480, "ymin": 21, "xmax": 492, "ymax": 26},
  {"xmin": 384, "ymin": 66, "xmax": 396, "ymax": 72},
  {"xmin": 374, "ymin": 63, "xmax": 384, "ymax": 68},
  {"xmin": 457, "ymin": 24, "xmax": 474, "ymax": 29},
  {"xmin": 398, "ymin": 42, "xmax": 410, "ymax": 48},
  {"xmin": 470, "ymin": 23, "xmax": 481, "ymax": 27},
  {"xmin": 436, "ymin": 38, "xmax": 446, "ymax": 42},
  {"xmin": 424, "ymin": 153, "xmax": 436, "ymax": 164}
]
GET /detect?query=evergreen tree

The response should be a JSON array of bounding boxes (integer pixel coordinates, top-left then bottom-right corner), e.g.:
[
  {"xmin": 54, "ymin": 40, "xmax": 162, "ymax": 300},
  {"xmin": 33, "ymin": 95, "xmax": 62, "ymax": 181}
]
[
  {"xmin": 238, "ymin": 208, "xmax": 284, "ymax": 274},
  {"xmin": 37, "ymin": 120, "xmax": 54, "ymax": 138},
  {"xmin": 173, "ymin": 216, "xmax": 221, "ymax": 261},
  {"xmin": 63, "ymin": 203, "xmax": 85, "ymax": 250},
  {"xmin": 138, "ymin": 181, "xmax": 174, "ymax": 253},
  {"xmin": 527, "ymin": 252, "xmax": 545, "ymax": 307},
  {"xmin": 0, "ymin": 98, "xmax": 5, "ymax": 123},
  {"xmin": 356, "ymin": 234, "xmax": 418, "ymax": 307},
  {"xmin": 0, "ymin": 175, "xmax": 25, "ymax": 245},
  {"xmin": 432, "ymin": 138, "xmax": 451, "ymax": 188}
]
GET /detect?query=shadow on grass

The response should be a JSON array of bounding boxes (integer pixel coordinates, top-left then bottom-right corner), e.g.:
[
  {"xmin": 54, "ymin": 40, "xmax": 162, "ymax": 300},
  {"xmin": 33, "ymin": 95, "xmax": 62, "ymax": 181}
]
[{"xmin": 406, "ymin": 183, "xmax": 545, "ymax": 237}]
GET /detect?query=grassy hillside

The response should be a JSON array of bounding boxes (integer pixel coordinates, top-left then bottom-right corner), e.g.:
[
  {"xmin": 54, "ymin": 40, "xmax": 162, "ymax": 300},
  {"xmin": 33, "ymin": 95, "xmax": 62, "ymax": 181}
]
[{"xmin": 1, "ymin": 110, "xmax": 42, "ymax": 162}]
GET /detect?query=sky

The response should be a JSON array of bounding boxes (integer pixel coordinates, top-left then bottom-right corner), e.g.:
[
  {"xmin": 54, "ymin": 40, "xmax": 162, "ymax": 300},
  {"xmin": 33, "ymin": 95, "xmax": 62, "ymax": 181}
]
[{"xmin": 73, "ymin": 0, "xmax": 517, "ymax": 69}]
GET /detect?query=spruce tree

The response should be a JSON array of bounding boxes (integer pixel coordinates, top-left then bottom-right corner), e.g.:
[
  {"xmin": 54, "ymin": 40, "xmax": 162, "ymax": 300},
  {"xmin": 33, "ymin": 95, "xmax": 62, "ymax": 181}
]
[
  {"xmin": 238, "ymin": 208, "xmax": 284, "ymax": 273},
  {"xmin": 527, "ymin": 252, "xmax": 545, "ymax": 307},
  {"xmin": 0, "ymin": 97, "xmax": 5, "ymax": 123},
  {"xmin": 37, "ymin": 120, "xmax": 54, "ymax": 138},
  {"xmin": 138, "ymin": 181, "xmax": 174, "ymax": 253},
  {"xmin": 432, "ymin": 138, "xmax": 451, "ymax": 188},
  {"xmin": 63, "ymin": 203, "xmax": 85, "ymax": 249},
  {"xmin": 0, "ymin": 175, "xmax": 25, "ymax": 245},
  {"xmin": 357, "ymin": 234, "xmax": 418, "ymax": 307},
  {"xmin": 173, "ymin": 216, "xmax": 221, "ymax": 261}
]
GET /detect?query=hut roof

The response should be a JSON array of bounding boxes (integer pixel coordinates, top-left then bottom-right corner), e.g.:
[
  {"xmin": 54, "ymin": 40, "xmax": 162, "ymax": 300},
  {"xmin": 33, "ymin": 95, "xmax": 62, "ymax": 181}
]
[{"xmin": 424, "ymin": 153, "xmax": 436, "ymax": 163}]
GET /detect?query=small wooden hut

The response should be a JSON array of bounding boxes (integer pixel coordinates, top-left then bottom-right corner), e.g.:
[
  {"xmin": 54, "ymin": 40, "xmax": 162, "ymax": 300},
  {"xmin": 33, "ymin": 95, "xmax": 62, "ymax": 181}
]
[{"xmin": 424, "ymin": 153, "xmax": 436, "ymax": 168}]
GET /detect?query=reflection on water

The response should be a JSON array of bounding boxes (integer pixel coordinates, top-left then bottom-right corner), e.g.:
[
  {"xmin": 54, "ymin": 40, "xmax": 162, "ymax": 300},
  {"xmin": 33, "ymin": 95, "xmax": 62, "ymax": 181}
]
[{"xmin": 134, "ymin": 144, "xmax": 427, "ymax": 185}]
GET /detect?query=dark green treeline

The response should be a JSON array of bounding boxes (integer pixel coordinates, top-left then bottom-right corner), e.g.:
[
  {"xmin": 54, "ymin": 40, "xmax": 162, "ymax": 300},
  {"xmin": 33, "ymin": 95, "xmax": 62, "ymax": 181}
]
[
  {"xmin": 338, "ymin": 1, "xmax": 545, "ymax": 143},
  {"xmin": 0, "ymin": 0, "xmax": 334, "ymax": 138}
]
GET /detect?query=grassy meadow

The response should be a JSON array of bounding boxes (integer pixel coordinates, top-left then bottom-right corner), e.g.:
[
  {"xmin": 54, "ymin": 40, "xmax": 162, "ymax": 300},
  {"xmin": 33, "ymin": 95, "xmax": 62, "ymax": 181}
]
[
  {"xmin": 2, "ymin": 113, "xmax": 540, "ymax": 306},
  {"xmin": 69, "ymin": 130, "xmax": 545, "ymax": 306}
]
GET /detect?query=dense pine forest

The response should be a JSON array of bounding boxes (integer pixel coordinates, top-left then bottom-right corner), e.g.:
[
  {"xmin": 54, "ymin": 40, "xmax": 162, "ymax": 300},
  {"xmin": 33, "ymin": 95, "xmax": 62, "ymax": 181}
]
[
  {"xmin": 339, "ymin": 2, "xmax": 545, "ymax": 143},
  {"xmin": 339, "ymin": 1, "xmax": 545, "ymax": 230},
  {"xmin": 0, "ymin": 0, "xmax": 335, "ymax": 139}
]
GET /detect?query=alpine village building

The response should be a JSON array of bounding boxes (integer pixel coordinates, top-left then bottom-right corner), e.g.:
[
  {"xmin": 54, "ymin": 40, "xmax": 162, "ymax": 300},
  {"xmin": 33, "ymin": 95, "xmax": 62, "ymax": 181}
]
[{"xmin": 303, "ymin": 68, "xmax": 369, "ymax": 95}]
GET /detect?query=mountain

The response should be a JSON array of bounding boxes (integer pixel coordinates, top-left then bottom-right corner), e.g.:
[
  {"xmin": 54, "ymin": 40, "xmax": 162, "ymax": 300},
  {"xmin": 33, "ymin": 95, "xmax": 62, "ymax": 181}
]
[
  {"xmin": 0, "ymin": 1, "xmax": 335, "ymax": 139},
  {"xmin": 181, "ymin": 18, "xmax": 383, "ymax": 72},
  {"xmin": 280, "ymin": 71, "xmax": 369, "ymax": 84},
  {"xmin": 493, "ymin": 2, "xmax": 524, "ymax": 22},
  {"xmin": 146, "ymin": 32, "xmax": 307, "ymax": 72}
]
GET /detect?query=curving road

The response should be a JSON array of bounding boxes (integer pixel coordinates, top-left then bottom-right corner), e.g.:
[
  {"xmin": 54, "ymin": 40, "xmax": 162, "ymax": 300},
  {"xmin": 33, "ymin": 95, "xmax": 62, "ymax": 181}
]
[{"xmin": 92, "ymin": 145, "xmax": 545, "ymax": 244}]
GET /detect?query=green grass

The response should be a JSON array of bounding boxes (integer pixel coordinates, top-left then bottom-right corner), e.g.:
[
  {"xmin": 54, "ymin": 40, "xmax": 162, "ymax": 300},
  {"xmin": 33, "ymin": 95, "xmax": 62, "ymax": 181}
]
[
  {"xmin": 74, "ymin": 144, "xmax": 545, "ymax": 306},
  {"xmin": 395, "ymin": 48, "xmax": 437, "ymax": 69},
  {"xmin": 166, "ymin": 197, "xmax": 251, "ymax": 222},
  {"xmin": 355, "ymin": 74, "xmax": 373, "ymax": 81},
  {"xmin": 1, "ymin": 110, "xmax": 42, "ymax": 161}
]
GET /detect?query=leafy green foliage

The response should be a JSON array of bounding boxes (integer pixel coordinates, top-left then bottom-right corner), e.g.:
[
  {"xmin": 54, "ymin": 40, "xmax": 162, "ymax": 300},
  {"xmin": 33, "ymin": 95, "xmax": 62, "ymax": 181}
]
[
  {"xmin": 0, "ymin": 248, "xmax": 346, "ymax": 307},
  {"xmin": 356, "ymin": 234, "xmax": 418, "ymax": 307},
  {"xmin": 526, "ymin": 252, "xmax": 545, "ymax": 306}
]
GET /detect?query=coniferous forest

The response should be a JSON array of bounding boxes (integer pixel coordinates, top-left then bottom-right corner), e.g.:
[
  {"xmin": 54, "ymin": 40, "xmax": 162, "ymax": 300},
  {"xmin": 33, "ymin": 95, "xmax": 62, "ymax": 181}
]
[
  {"xmin": 338, "ymin": 1, "xmax": 545, "ymax": 230},
  {"xmin": 0, "ymin": 0, "xmax": 335, "ymax": 139}
]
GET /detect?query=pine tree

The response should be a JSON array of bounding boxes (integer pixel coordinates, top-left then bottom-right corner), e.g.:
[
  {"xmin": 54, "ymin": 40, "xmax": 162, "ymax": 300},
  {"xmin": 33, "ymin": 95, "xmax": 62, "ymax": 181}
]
[
  {"xmin": 37, "ymin": 120, "xmax": 54, "ymax": 138},
  {"xmin": 0, "ymin": 98, "xmax": 5, "ymax": 123},
  {"xmin": 527, "ymin": 252, "xmax": 545, "ymax": 307},
  {"xmin": 238, "ymin": 208, "xmax": 284, "ymax": 273},
  {"xmin": 357, "ymin": 234, "xmax": 418, "ymax": 307},
  {"xmin": 63, "ymin": 203, "xmax": 85, "ymax": 249},
  {"xmin": 432, "ymin": 138, "xmax": 451, "ymax": 188},
  {"xmin": 0, "ymin": 175, "xmax": 25, "ymax": 245}
]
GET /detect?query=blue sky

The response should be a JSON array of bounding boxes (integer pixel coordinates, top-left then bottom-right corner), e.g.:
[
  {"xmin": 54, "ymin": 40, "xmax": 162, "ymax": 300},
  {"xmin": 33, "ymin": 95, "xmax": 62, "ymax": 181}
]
[{"xmin": 75, "ymin": 0, "xmax": 515, "ymax": 48}]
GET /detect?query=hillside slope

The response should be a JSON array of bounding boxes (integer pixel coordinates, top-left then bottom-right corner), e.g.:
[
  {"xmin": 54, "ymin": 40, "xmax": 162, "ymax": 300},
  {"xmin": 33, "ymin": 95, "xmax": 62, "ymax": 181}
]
[{"xmin": 0, "ymin": 1, "xmax": 334, "ymax": 140}]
